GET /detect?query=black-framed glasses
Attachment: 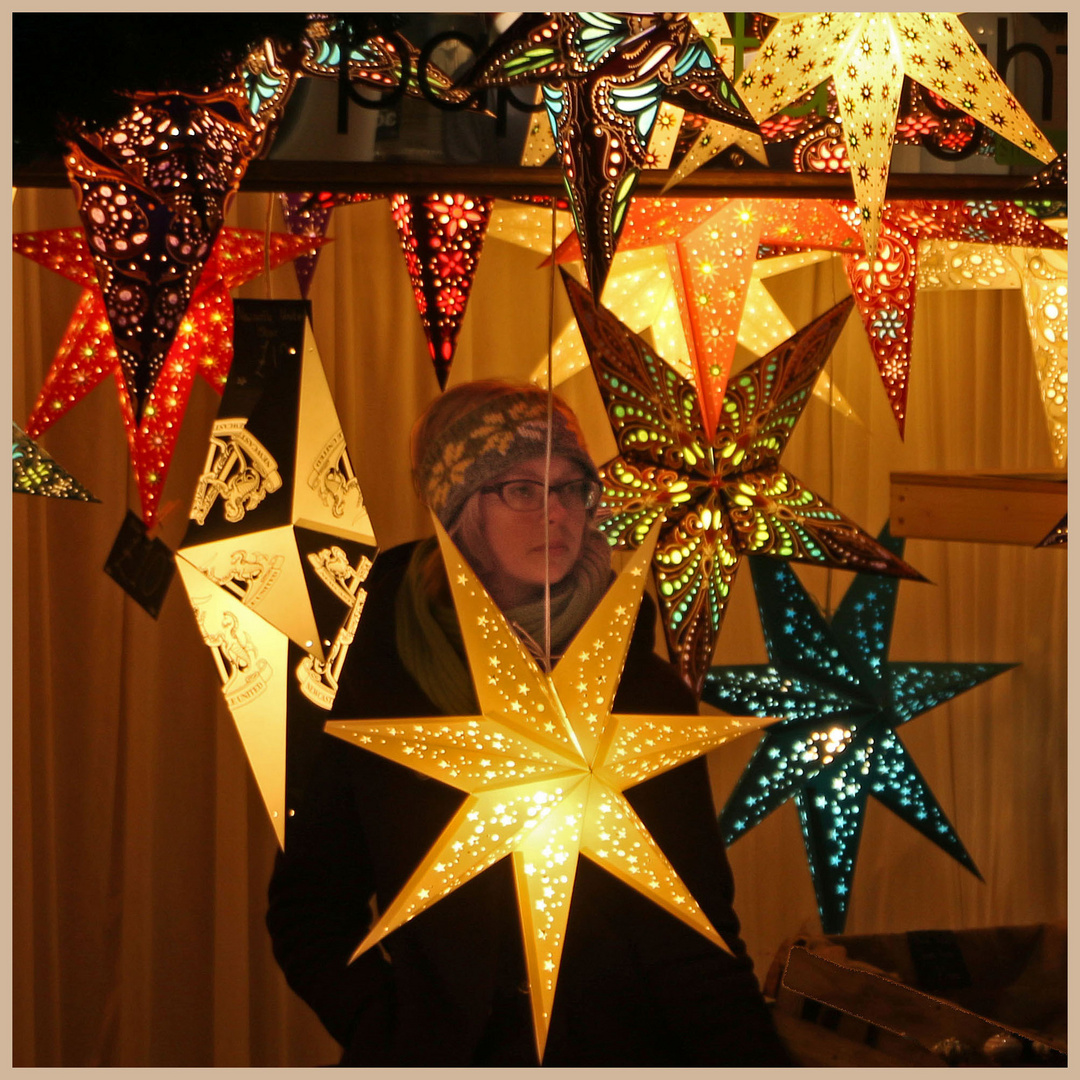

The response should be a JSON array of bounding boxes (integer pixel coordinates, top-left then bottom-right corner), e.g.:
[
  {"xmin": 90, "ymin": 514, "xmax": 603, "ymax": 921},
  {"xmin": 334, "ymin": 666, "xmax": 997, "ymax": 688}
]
[{"xmin": 480, "ymin": 477, "xmax": 601, "ymax": 513}]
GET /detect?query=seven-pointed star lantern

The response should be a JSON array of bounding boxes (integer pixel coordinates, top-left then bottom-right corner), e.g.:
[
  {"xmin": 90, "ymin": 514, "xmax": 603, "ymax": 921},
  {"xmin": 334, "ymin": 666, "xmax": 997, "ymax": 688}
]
[
  {"xmin": 562, "ymin": 269, "xmax": 924, "ymax": 697},
  {"xmin": 738, "ymin": 13, "xmax": 1058, "ymax": 253},
  {"xmin": 326, "ymin": 518, "xmax": 771, "ymax": 1061},
  {"xmin": 15, "ymin": 226, "xmax": 325, "ymax": 526},
  {"xmin": 704, "ymin": 527, "xmax": 1015, "ymax": 933},
  {"xmin": 464, "ymin": 11, "xmax": 757, "ymax": 295}
]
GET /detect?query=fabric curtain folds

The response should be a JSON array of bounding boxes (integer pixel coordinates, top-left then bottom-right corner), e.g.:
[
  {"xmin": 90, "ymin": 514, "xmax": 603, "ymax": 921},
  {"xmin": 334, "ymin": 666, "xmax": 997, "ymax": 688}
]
[{"xmin": 12, "ymin": 187, "xmax": 1067, "ymax": 1065}]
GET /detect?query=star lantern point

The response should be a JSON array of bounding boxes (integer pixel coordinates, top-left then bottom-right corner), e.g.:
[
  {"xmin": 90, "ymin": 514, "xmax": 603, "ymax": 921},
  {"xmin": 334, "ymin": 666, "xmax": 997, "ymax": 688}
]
[
  {"xmin": 326, "ymin": 517, "xmax": 770, "ymax": 1060},
  {"xmin": 15, "ymin": 227, "xmax": 326, "ymax": 526}
]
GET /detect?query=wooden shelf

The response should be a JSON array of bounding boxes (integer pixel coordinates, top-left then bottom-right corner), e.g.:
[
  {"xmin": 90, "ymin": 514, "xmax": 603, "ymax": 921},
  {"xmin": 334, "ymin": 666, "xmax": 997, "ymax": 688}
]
[
  {"xmin": 890, "ymin": 470, "xmax": 1067, "ymax": 545},
  {"xmin": 12, "ymin": 158, "xmax": 1067, "ymax": 201}
]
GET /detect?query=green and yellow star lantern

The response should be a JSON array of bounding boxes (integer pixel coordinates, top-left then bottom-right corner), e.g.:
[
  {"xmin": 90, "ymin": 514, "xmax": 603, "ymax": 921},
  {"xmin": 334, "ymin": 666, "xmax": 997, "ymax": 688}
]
[
  {"xmin": 327, "ymin": 518, "xmax": 771, "ymax": 1061},
  {"xmin": 704, "ymin": 527, "xmax": 1015, "ymax": 933},
  {"xmin": 563, "ymin": 270, "xmax": 922, "ymax": 696}
]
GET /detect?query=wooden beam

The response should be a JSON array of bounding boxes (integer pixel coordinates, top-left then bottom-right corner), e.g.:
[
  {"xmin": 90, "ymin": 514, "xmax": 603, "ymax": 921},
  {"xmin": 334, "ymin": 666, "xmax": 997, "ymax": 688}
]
[
  {"xmin": 890, "ymin": 470, "xmax": 1067, "ymax": 545},
  {"xmin": 12, "ymin": 159, "xmax": 1068, "ymax": 202}
]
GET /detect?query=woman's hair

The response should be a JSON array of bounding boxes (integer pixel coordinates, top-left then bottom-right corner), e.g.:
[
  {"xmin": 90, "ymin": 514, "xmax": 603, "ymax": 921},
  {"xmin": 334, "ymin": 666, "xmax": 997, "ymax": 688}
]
[{"xmin": 409, "ymin": 380, "xmax": 600, "ymax": 602}]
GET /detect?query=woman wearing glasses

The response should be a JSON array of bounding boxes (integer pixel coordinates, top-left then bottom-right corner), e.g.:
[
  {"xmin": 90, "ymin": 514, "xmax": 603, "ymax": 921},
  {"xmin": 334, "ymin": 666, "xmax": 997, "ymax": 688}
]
[{"xmin": 266, "ymin": 381, "xmax": 789, "ymax": 1067}]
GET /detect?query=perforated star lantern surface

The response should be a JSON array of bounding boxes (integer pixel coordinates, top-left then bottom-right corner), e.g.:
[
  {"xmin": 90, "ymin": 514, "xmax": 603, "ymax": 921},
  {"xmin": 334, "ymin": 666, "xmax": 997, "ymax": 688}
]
[
  {"xmin": 12, "ymin": 423, "xmax": 99, "ymax": 502},
  {"xmin": 838, "ymin": 199, "xmax": 1066, "ymax": 437},
  {"xmin": 465, "ymin": 12, "xmax": 757, "ymax": 295},
  {"xmin": 738, "ymin": 13, "xmax": 1058, "ymax": 253},
  {"xmin": 326, "ymin": 518, "xmax": 770, "ymax": 1060},
  {"xmin": 557, "ymin": 196, "xmax": 862, "ymax": 440},
  {"xmin": 16, "ymin": 227, "xmax": 325, "ymax": 526},
  {"xmin": 178, "ymin": 300, "xmax": 377, "ymax": 665},
  {"xmin": 918, "ymin": 218, "xmax": 1068, "ymax": 465},
  {"xmin": 388, "ymin": 193, "xmax": 495, "ymax": 389},
  {"xmin": 64, "ymin": 66, "xmax": 291, "ymax": 421},
  {"xmin": 704, "ymin": 528, "xmax": 1015, "ymax": 933},
  {"xmin": 563, "ymin": 270, "xmax": 923, "ymax": 696}
]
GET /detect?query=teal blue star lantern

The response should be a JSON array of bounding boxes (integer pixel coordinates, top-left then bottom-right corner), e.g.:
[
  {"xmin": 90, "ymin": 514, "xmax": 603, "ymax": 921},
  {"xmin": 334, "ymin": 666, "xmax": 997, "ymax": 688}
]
[{"xmin": 704, "ymin": 525, "xmax": 1015, "ymax": 933}]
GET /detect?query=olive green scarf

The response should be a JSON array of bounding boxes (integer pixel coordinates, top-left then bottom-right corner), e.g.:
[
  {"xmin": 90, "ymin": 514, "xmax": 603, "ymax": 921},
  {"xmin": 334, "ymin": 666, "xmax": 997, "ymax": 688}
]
[{"xmin": 395, "ymin": 533, "xmax": 612, "ymax": 715}]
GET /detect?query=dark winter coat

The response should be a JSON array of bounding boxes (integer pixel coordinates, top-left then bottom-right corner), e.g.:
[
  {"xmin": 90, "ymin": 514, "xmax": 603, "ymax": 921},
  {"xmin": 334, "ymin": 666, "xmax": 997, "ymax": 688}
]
[{"xmin": 266, "ymin": 541, "xmax": 790, "ymax": 1066}]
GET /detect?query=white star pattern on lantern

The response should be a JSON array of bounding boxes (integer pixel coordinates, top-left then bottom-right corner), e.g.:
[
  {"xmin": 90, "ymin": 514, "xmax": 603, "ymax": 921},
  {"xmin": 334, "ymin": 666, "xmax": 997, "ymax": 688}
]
[{"xmin": 326, "ymin": 517, "xmax": 771, "ymax": 1060}]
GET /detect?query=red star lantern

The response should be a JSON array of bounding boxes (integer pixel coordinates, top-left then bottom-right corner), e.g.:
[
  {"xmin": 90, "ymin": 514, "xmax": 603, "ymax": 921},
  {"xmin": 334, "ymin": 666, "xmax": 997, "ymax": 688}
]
[
  {"xmin": 16, "ymin": 227, "xmax": 325, "ymax": 526},
  {"xmin": 556, "ymin": 197, "xmax": 862, "ymax": 441},
  {"xmin": 836, "ymin": 199, "xmax": 1067, "ymax": 436},
  {"xmin": 63, "ymin": 70, "xmax": 290, "ymax": 422},
  {"xmin": 389, "ymin": 193, "xmax": 494, "ymax": 389}
]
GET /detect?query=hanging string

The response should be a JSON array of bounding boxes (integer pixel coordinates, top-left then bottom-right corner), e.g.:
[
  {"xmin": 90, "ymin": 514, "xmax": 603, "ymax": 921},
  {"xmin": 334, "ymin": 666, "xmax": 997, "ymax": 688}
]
[
  {"xmin": 264, "ymin": 192, "xmax": 274, "ymax": 299},
  {"xmin": 541, "ymin": 198, "xmax": 559, "ymax": 674},
  {"xmin": 824, "ymin": 256, "xmax": 839, "ymax": 620}
]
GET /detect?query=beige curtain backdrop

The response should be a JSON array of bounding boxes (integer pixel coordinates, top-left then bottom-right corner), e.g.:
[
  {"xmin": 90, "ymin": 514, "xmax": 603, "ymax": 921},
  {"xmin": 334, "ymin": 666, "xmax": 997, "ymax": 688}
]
[{"xmin": 12, "ymin": 186, "xmax": 1066, "ymax": 1066}]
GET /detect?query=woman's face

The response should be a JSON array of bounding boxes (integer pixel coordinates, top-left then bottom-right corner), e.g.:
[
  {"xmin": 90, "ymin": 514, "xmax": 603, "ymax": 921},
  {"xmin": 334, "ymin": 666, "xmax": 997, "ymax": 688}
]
[{"xmin": 478, "ymin": 454, "xmax": 589, "ymax": 606}]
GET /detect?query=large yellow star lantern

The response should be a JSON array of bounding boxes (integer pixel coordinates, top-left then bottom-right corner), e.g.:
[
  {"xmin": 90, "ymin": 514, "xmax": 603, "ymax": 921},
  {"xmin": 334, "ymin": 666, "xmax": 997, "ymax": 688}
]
[
  {"xmin": 326, "ymin": 518, "xmax": 771, "ymax": 1060},
  {"xmin": 737, "ymin": 13, "xmax": 1058, "ymax": 253}
]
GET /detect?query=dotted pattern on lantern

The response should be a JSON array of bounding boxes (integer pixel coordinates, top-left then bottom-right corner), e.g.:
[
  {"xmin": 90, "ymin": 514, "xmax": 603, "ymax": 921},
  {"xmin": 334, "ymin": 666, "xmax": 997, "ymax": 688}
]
[
  {"xmin": 1018, "ymin": 246, "xmax": 1068, "ymax": 467},
  {"xmin": 17, "ymin": 227, "xmax": 325, "ymax": 526},
  {"xmin": 64, "ymin": 77, "xmax": 276, "ymax": 416},
  {"xmin": 708, "ymin": 547, "xmax": 1011, "ymax": 933},
  {"xmin": 740, "ymin": 13, "xmax": 1057, "ymax": 256},
  {"xmin": 12, "ymin": 424, "xmax": 98, "ymax": 502},
  {"xmin": 566, "ymin": 274, "xmax": 921, "ymax": 694},
  {"xmin": 326, "ymin": 521, "xmax": 758, "ymax": 1059},
  {"xmin": 838, "ymin": 199, "xmax": 1067, "ymax": 439},
  {"xmin": 389, "ymin": 193, "xmax": 494, "ymax": 389},
  {"xmin": 917, "ymin": 241, "xmax": 1021, "ymax": 291},
  {"xmin": 470, "ymin": 12, "xmax": 754, "ymax": 294}
]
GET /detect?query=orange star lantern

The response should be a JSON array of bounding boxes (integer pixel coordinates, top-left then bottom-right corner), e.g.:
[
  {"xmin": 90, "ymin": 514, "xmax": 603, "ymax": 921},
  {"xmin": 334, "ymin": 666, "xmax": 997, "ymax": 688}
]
[
  {"xmin": 738, "ymin": 13, "xmax": 1058, "ymax": 253},
  {"xmin": 16, "ymin": 228, "xmax": 325, "ymax": 526},
  {"xmin": 555, "ymin": 197, "xmax": 861, "ymax": 440},
  {"xmin": 327, "ymin": 519, "xmax": 771, "ymax": 1060}
]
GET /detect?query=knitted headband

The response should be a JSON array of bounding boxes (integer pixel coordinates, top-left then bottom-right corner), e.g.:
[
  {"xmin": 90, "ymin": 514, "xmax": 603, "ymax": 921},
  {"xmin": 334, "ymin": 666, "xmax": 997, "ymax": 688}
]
[{"xmin": 415, "ymin": 390, "xmax": 601, "ymax": 528}]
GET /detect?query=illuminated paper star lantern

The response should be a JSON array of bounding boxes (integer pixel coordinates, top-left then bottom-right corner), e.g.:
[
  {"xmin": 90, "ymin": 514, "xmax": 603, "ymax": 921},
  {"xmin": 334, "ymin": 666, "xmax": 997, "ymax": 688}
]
[
  {"xmin": 1014, "ymin": 242, "xmax": 1068, "ymax": 467},
  {"xmin": 388, "ymin": 193, "xmax": 495, "ymax": 389},
  {"xmin": 533, "ymin": 248, "xmax": 859, "ymax": 424},
  {"xmin": 1036, "ymin": 513, "xmax": 1067, "ymax": 548},
  {"xmin": 563, "ymin": 270, "xmax": 923, "ymax": 695},
  {"xmin": 301, "ymin": 14, "xmax": 485, "ymax": 109},
  {"xmin": 665, "ymin": 12, "xmax": 769, "ymax": 187},
  {"xmin": 705, "ymin": 528, "xmax": 1015, "ymax": 932},
  {"xmin": 178, "ymin": 300, "xmax": 377, "ymax": 666},
  {"xmin": 177, "ymin": 559, "xmax": 368, "ymax": 848},
  {"xmin": 12, "ymin": 422, "xmax": 98, "ymax": 502},
  {"xmin": 326, "ymin": 518, "xmax": 770, "ymax": 1060},
  {"xmin": 64, "ymin": 68, "xmax": 291, "ymax": 421},
  {"xmin": 738, "ymin": 13, "xmax": 1058, "ymax": 253},
  {"xmin": 466, "ymin": 12, "xmax": 757, "ymax": 294},
  {"xmin": 279, "ymin": 191, "xmax": 382, "ymax": 299},
  {"xmin": 556, "ymin": 197, "xmax": 861, "ymax": 441},
  {"xmin": 918, "ymin": 219, "xmax": 1068, "ymax": 465},
  {"xmin": 838, "ymin": 199, "xmax": 1066, "ymax": 437},
  {"xmin": 16, "ymin": 228, "xmax": 325, "ymax": 526}
]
